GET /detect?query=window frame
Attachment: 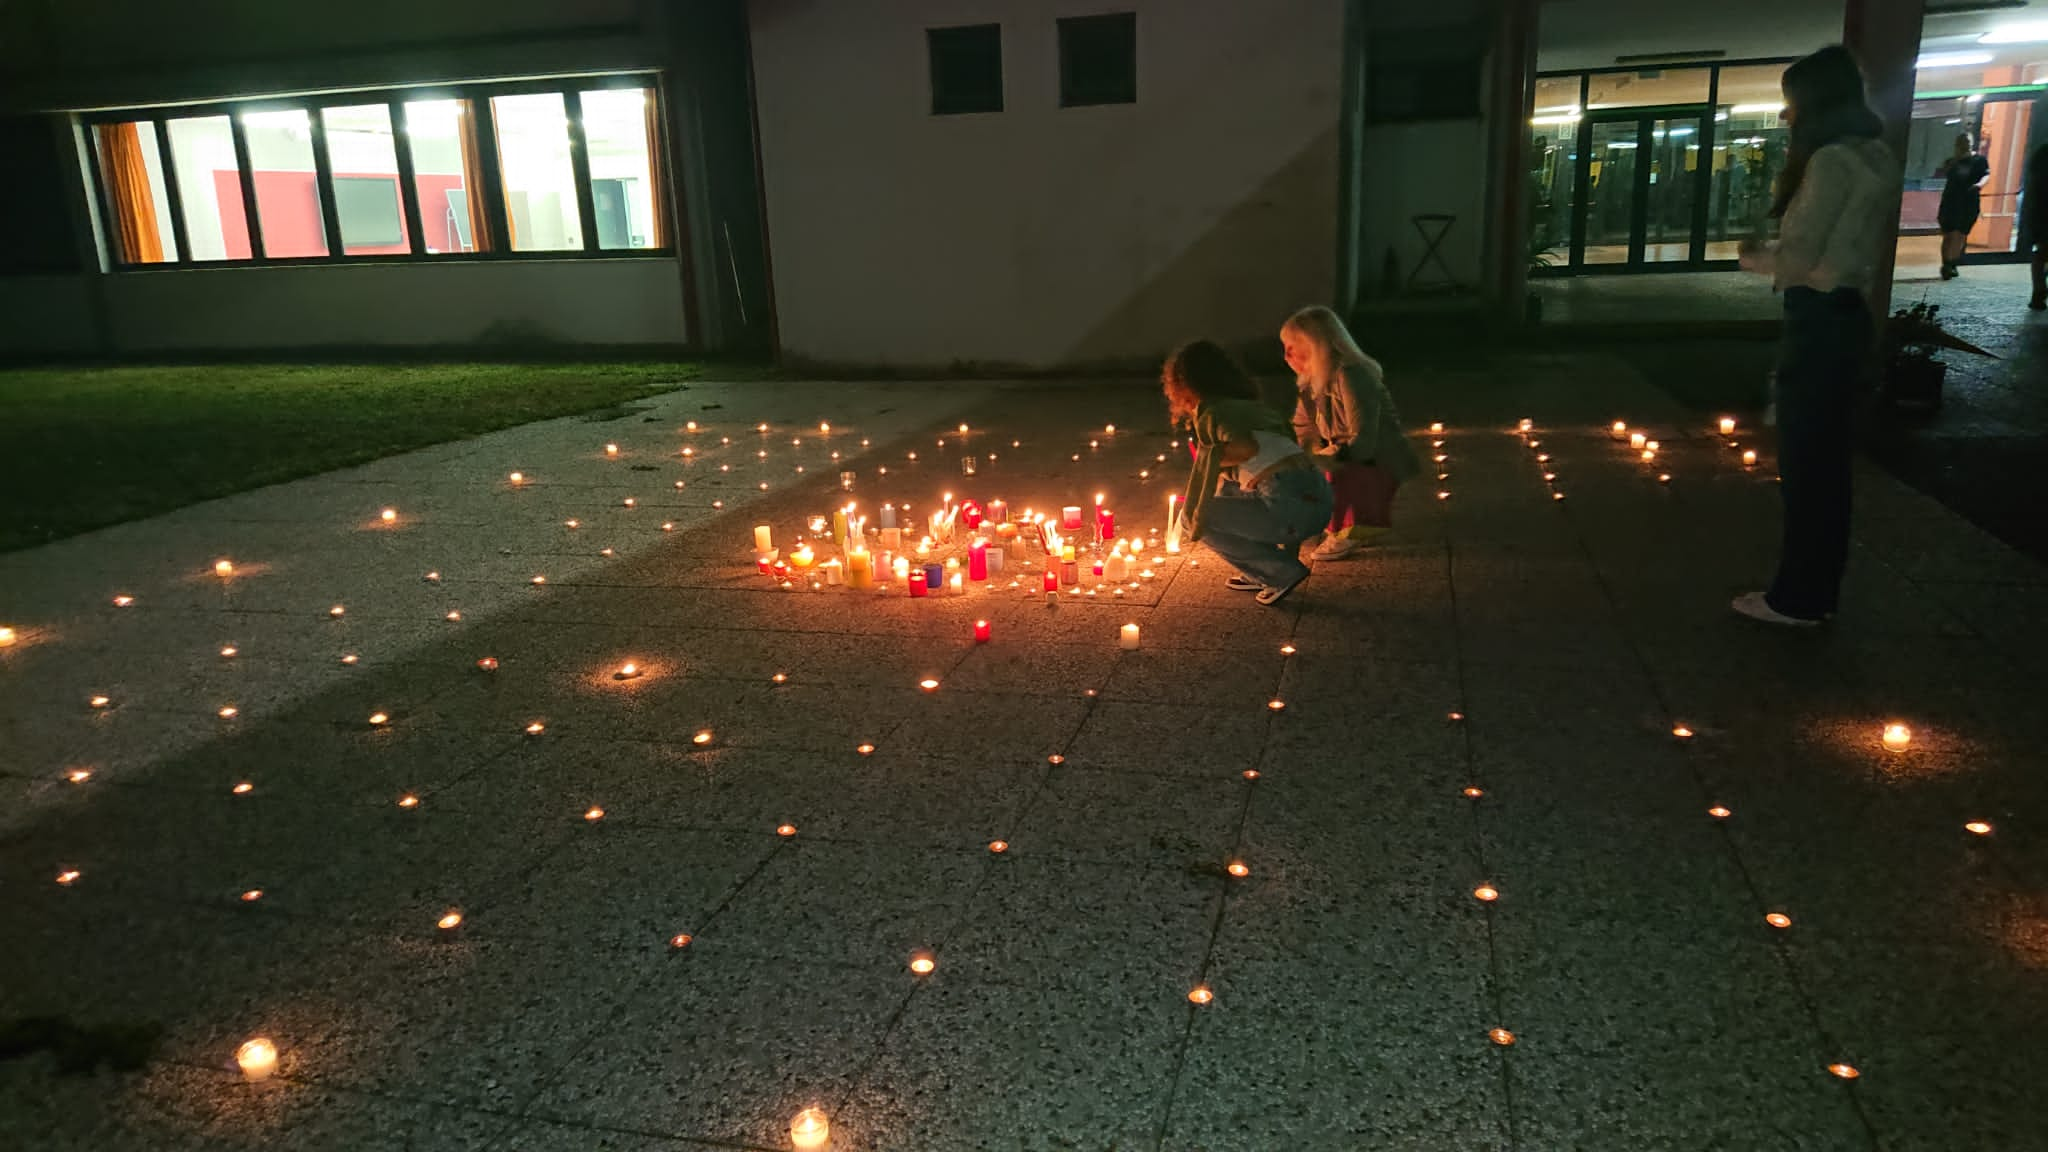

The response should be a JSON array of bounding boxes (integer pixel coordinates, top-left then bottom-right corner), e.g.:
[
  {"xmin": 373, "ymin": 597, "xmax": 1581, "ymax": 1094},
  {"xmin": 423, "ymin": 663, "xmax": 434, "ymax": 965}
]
[{"xmin": 76, "ymin": 72, "xmax": 673, "ymax": 271}]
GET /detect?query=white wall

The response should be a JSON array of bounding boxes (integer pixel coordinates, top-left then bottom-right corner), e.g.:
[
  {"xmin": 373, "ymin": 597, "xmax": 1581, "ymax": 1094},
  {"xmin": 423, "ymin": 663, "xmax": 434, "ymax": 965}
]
[
  {"xmin": 747, "ymin": 0, "xmax": 1345, "ymax": 369},
  {"xmin": 0, "ymin": 260, "xmax": 687, "ymax": 356}
]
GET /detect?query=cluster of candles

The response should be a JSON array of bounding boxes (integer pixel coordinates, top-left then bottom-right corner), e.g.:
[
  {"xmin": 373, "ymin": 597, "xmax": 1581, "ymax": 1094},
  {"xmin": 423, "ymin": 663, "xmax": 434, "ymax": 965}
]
[
  {"xmin": 1608, "ymin": 415, "xmax": 1757, "ymax": 480},
  {"xmin": 747, "ymin": 488, "xmax": 1178, "ymax": 617}
]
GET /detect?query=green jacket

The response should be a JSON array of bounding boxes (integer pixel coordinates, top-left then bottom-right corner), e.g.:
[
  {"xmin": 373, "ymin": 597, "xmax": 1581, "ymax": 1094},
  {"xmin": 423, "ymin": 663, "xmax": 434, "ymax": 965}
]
[
  {"xmin": 1291, "ymin": 358, "xmax": 1421, "ymax": 481},
  {"xmin": 1177, "ymin": 397, "xmax": 1297, "ymax": 543}
]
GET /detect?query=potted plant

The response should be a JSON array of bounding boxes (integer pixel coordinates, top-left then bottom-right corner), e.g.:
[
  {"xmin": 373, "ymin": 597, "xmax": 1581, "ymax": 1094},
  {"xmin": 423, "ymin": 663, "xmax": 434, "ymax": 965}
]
[
  {"xmin": 1882, "ymin": 300, "xmax": 1993, "ymax": 415},
  {"xmin": 1524, "ymin": 237, "xmax": 1556, "ymax": 324}
]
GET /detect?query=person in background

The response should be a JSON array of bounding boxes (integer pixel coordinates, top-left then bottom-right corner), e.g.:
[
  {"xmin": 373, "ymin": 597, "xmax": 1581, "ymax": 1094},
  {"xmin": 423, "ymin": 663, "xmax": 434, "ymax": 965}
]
[
  {"xmin": 1735, "ymin": 45, "xmax": 1899, "ymax": 627},
  {"xmin": 1164, "ymin": 340, "xmax": 1333, "ymax": 606},
  {"xmin": 2020, "ymin": 141, "xmax": 2048, "ymax": 310},
  {"xmin": 1936, "ymin": 131, "xmax": 1989, "ymax": 280},
  {"xmin": 1280, "ymin": 306, "xmax": 1420, "ymax": 561}
]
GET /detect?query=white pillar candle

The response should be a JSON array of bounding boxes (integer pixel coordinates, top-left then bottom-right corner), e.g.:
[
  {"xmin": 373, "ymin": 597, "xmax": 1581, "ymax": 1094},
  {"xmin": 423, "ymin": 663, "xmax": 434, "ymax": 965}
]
[
  {"xmin": 986, "ymin": 547, "xmax": 1005, "ymax": 574},
  {"xmin": 949, "ymin": 573, "xmax": 964, "ymax": 595},
  {"xmin": 893, "ymin": 556, "xmax": 910, "ymax": 582},
  {"xmin": 754, "ymin": 525, "xmax": 773, "ymax": 552},
  {"xmin": 880, "ymin": 504, "xmax": 897, "ymax": 529},
  {"xmin": 1120, "ymin": 624, "xmax": 1141, "ymax": 650}
]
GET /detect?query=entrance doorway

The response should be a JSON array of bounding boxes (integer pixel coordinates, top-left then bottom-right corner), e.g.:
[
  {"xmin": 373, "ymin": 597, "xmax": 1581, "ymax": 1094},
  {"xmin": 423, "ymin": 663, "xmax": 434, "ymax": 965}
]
[{"xmin": 1577, "ymin": 111, "xmax": 1705, "ymax": 268}]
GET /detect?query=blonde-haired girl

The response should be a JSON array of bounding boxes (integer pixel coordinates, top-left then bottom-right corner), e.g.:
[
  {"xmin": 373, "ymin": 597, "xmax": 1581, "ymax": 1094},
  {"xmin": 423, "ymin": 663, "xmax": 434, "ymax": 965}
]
[{"xmin": 1280, "ymin": 306, "xmax": 1420, "ymax": 560}]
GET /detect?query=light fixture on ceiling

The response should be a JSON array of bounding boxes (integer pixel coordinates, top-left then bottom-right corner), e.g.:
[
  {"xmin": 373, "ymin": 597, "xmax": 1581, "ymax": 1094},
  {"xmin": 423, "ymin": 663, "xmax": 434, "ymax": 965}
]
[
  {"xmin": 1614, "ymin": 49, "xmax": 1728, "ymax": 66},
  {"xmin": 1918, "ymin": 50, "xmax": 1996, "ymax": 67},
  {"xmin": 1729, "ymin": 103, "xmax": 1787, "ymax": 115},
  {"xmin": 1981, "ymin": 21, "xmax": 2048, "ymax": 43}
]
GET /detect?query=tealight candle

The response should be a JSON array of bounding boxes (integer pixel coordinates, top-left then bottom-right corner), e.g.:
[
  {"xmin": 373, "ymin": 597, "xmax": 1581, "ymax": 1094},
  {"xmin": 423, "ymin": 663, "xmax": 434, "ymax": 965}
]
[
  {"xmin": 1629, "ymin": 432, "xmax": 1647, "ymax": 450},
  {"xmin": 236, "ymin": 1038, "xmax": 278, "ymax": 1081},
  {"xmin": 1430, "ymin": 421, "xmax": 1445, "ymax": 433},
  {"xmin": 509, "ymin": 471, "xmax": 524, "ymax": 484},
  {"xmin": 215, "ymin": 560, "xmax": 234, "ymax": 577},
  {"xmin": 790, "ymin": 1108, "xmax": 830, "ymax": 1151},
  {"xmin": 0, "ymin": 627, "xmax": 14, "ymax": 646},
  {"xmin": 1611, "ymin": 420, "xmax": 1628, "ymax": 439},
  {"xmin": 1882, "ymin": 723, "xmax": 1911, "ymax": 750},
  {"xmin": 790, "ymin": 545, "xmax": 815, "ymax": 570},
  {"xmin": 1719, "ymin": 417, "xmax": 1736, "ymax": 436},
  {"xmin": 380, "ymin": 508, "xmax": 397, "ymax": 523},
  {"xmin": 1120, "ymin": 623, "xmax": 1141, "ymax": 650},
  {"xmin": 1742, "ymin": 450, "xmax": 1758, "ymax": 467}
]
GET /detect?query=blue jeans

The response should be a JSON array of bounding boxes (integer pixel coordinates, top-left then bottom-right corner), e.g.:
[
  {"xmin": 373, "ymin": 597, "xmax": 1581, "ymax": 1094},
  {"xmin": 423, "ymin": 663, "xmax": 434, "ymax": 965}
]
[{"xmin": 1200, "ymin": 466, "xmax": 1335, "ymax": 588}]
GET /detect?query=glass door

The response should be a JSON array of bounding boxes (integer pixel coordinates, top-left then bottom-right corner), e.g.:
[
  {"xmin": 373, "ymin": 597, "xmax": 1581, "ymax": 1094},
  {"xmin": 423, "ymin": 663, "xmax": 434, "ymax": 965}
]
[{"xmin": 1575, "ymin": 111, "xmax": 1707, "ymax": 268}]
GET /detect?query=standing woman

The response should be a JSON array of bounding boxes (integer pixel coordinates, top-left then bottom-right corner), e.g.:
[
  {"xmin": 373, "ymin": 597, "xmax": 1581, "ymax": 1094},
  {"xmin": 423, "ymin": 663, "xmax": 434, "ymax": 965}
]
[
  {"xmin": 1164, "ymin": 340, "xmax": 1333, "ymax": 606},
  {"xmin": 1936, "ymin": 132, "xmax": 1990, "ymax": 279},
  {"xmin": 1735, "ymin": 45, "xmax": 1899, "ymax": 627}
]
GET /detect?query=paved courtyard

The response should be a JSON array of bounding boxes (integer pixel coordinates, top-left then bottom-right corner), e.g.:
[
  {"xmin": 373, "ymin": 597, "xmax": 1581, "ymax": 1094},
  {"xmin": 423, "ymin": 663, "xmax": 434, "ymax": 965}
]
[{"xmin": 2, "ymin": 362, "xmax": 2045, "ymax": 1151}]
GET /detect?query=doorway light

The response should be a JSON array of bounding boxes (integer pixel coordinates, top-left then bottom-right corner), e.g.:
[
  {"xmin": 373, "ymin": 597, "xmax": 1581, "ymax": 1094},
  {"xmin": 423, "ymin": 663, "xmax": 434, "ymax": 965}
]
[
  {"xmin": 1917, "ymin": 50, "xmax": 1996, "ymax": 68},
  {"xmin": 1980, "ymin": 21, "xmax": 2048, "ymax": 43},
  {"xmin": 1729, "ymin": 103, "xmax": 1786, "ymax": 115}
]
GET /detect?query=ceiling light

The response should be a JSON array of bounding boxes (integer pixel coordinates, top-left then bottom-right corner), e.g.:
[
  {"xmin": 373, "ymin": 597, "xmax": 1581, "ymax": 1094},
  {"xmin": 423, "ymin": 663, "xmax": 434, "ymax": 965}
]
[
  {"xmin": 1918, "ymin": 50, "xmax": 1995, "ymax": 68},
  {"xmin": 1981, "ymin": 21, "xmax": 2048, "ymax": 43}
]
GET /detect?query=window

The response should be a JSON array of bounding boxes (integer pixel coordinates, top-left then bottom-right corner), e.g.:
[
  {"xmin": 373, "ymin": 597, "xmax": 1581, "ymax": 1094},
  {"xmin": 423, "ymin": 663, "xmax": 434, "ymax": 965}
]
[
  {"xmin": 1584, "ymin": 68, "xmax": 1712, "ymax": 111},
  {"xmin": 929, "ymin": 24, "xmax": 1003, "ymax": 115},
  {"xmin": 1059, "ymin": 14, "xmax": 1137, "ymax": 107},
  {"xmin": 165, "ymin": 116, "xmax": 249, "ymax": 260},
  {"xmin": 581, "ymin": 88, "xmax": 664, "ymax": 250},
  {"xmin": 239, "ymin": 108, "xmax": 327, "ymax": 258},
  {"xmin": 322, "ymin": 104, "xmax": 409, "ymax": 255},
  {"xmin": 93, "ymin": 121, "xmax": 176, "ymax": 264},
  {"xmin": 79, "ymin": 73, "xmax": 669, "ymax": 268},
  {"xmin": 492, "ymin": 92, "xmax": 581, "ymax": 251},
  {"xmin": 403, "ymin": 99, "xmax": 491, "ymax": 254}
]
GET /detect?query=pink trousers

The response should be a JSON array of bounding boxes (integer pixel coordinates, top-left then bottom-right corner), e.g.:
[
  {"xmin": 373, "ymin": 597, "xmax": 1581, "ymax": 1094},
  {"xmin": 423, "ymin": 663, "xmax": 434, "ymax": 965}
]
[{"xmin": 1325, "ymin": 461, "xmax": 1399, "ymax": 538}]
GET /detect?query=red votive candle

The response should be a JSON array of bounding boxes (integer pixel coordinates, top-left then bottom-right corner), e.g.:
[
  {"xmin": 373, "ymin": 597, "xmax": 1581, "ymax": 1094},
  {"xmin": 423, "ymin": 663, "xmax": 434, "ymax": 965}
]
[
  {"xmin": 962, "ymin": 501, "xmax": 983, "ymax": 530},
  {"xmin": 1097, "ymin": 509, "xmax": 1116, "ymax": 541},
  {"xmin": 973, "ymin": 619, "xmax": 992, "ymax": 643},
  {"xmin": 909, "ymin": 570, "xmax": 928, "ymax": 598},
  {"xmin": 1043, "ymin": 571, "xmax": 1059, "ymax": 593}
]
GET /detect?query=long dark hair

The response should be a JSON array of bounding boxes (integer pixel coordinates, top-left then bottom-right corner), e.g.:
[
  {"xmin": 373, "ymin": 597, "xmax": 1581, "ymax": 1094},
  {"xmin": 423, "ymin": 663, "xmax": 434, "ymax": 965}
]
[
  {"xmin": 1772, "ymin": 45, "xmax": 1884, "ymax": 218},
  {"xmin": 1163, "ymin": 340, "xmax": 1258, "ymax": 405}
]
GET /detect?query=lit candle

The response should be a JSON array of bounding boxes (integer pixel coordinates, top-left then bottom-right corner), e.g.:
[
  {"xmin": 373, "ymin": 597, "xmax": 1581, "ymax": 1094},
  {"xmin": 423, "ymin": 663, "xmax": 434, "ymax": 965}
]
[
  {"xmin": 880, "ymin": 504, "xmax": 897, "ymax": 530},
  {"xmin": 1719, "ymin": 417, "xmax": 1736, "ymax": 436},
  {"xmin": 968, "ymin": 541, "xmax": 989, "ymax": 581},
  {"xmin": 790, "ymin": 545, "xmax": 815, "ymax": 570},
  {"xmin": 1429, "ymin": 421, "xmax": 1445, "ymax": 433},
  {"xmin": 822, "ymin": 560, "xmax": 843, "ymax": 586},
  {"xmin": 1119, "ymin": 623, "xmax": 1141, "ymax": 650},
  {"xmin": 1629, "ymin": 432, "xmax": 1647, "ymax": 450},
  {"xmin": 1882, "ymin": 723, "xmax": 1912, "ymax": 750},
  {"xmin": 1044, "ymin": 571, "xmax": 1059, "ymax": 594},
  {"xmin": 974, "ymin": 619, "xmax": 992, "ymax": 643},
  {"xmin": 847, "ymin": 549, "xmax": 872, "ymax": 590},
  {"xmin": 1611, "ymin": 420, "xmax": 1628, "ymax": 439},
  {"xmin": 1097, "ymin": 508, "xmax": 1117, "ymax": 542},
  {"xmin": 1062, "ymin": 506, "xmax": 1083, "ymax": 530},
  {"xmin": 215, "ymin": 559, "xmax": 234, "ymax": 577},
  {"xmin": 908, "ymin": 569, "xmax": 927, "ymax": 598},
  {"xmin": 509, "ymin": 471, "xmax": 524, "ymax": 484},
  {"xmin": 236, "ymin": 1038, "xmax": 278, "ymax": 1082},
  {"xmin": 986, "ymin": 546, "xmax": 1005, "ymax": 575},
  {"xmin": 1742, "ymin": 449, "xmax": 1758, "ymax": 467},
  {"xmin": 949, "ymin": 573, "xmax": 964, "ymax": 595},
  {"xmin": 0, "ymin": 627, "xmax": 14, "ymax": 647},
  {"xmin": 832, "ymin": 508, "xmax": 849, "ymax": 546},
  {"xmin": 988, "ymin": 499, "xmax": 1008, "ymax": 524},
  {"xmin": 893, "ymin": 556, "xmax": 910, "ymax": 583},
  {"xmin": 790, "ymin": 1108, "xmax": 830, "ymax": 1151},
  {"xmin": 754, "ymin": 525, "xmax": 773, "ymax": 552},
  {"xmin": 880, "ymin": 526, "xmax": 902, "ymax": 552}
]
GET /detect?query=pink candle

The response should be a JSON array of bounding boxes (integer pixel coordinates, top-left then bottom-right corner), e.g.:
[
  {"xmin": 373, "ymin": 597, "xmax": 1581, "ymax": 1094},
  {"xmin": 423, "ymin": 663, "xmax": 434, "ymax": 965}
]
[
  {"xmin": 973, "ymin": 619, "xmax": 992, "ymax": 643},
  {"xmin": 909, "ymin": 570, "xmax": 928, "ymax": 598},
  {"xmin": 1062, "ymin": 506, "xmax": 1083, "ymax": 530},
  {"xmin": 969, "ymin": 541, "xmax": 989, "ymax": 581}
]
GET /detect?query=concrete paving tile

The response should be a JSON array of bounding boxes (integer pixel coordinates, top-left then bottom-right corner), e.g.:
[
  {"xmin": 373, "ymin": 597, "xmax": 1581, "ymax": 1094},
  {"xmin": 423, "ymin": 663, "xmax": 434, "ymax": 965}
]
[
  {"xmin": 835, "ymin": 972, "xmax": 1181, "ymax": 1152},
  {"xmin": 523, "ymin": 949, "xmax": 902, "ymax": 1146},
  {"xmin": 706, "ymin": 838, "xmax": 988, "ymax": 965},
  {"xmin": 885, "ymin": 689, "xmax": 1092, "ymax": 765},
  {"xmin": 202, "ymin": 1080, "xmax": 519, "ymax": 1151},
  {"xmin": 467, "ymin": 825, "xmax": 770, "ymax": 949},
  {"xmin": 0, "ymin": 1060, "xmax": 241, "ymax": 1152},
  {"xmin": 1099, "ymin": 645, "xmax": 1288, "ymax": 709},
  {"xmin": 1063, "ymin": 699, "xmax": 1270, "ymax": 778},
  {"xmin": 802, "ymin": 750, "xmax": 1043, "ymax": 849},
  {"xmin": 1007, "ymin": 765, "xmax": 1246, "ymax": 867},
  {"xmin": 1166, "ymin": 1006, "xmax": 1509, "ymax": 1152},
  {"xmin": 941, "ymin": 856, "xmax": 1217, "ymax": 992}
]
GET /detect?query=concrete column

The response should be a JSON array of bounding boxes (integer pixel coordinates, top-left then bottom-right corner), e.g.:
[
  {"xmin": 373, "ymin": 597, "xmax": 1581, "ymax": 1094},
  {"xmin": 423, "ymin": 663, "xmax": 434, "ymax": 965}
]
[
  {"xmin": 1482, "ymin": 0, "xmax": 1539, "ymax": 324},
  {"xmin": 1844, "ymin": 0, "xmax": 1926, "ymax": 320}
]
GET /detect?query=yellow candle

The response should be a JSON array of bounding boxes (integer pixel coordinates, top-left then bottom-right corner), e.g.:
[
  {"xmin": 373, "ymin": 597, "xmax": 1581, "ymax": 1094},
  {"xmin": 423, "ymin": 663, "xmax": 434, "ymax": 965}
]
[
  {"xmin": 790, "ymin": 545, "xmax": 815, "ymax": 570},
  {"xmin": 847, "ymin": 549, "xmax": 872, "ymax": 590}
]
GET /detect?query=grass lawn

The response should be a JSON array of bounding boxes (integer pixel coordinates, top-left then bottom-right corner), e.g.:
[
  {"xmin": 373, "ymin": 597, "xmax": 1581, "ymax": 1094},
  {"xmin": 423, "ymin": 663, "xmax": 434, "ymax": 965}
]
[{"xmin": 0, "ymin": 362, "xmax": 742, "ymax": 551}]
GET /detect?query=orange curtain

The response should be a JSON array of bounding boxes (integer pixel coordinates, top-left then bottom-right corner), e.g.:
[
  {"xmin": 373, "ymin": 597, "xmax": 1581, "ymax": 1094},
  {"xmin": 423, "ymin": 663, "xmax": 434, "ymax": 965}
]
[
  {"xmin": 642, "ymin": 88, "xmax": 668, "ymax": 249},
  {"xmin": 455, "ymin": 100, "xmax": 495, "ymax": 253},
  {"xmin": 95, "ymin": 122, "xmax": 165, "ymax": 264}
]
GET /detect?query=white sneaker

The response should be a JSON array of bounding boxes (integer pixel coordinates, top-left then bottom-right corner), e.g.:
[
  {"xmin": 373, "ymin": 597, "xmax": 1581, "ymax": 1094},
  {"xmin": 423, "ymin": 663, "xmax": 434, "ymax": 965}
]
[
  {"xmin": 1731, "ymin": 591, "xmax": 1822, "ymax": 628},
  {"xmin": 1310, "ymin": 536, "xmax": 1365, "ymax": 562}
]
